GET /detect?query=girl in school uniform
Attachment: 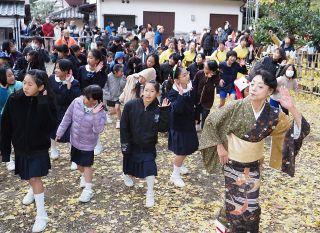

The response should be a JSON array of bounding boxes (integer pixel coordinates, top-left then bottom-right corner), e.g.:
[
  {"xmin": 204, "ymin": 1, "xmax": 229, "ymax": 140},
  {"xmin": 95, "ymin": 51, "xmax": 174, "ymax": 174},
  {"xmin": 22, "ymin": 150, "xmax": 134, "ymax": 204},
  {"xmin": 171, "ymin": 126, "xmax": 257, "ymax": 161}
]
[
  {"xmin": 56, "ymin": 85, "xmax": 106, "ymax": 203},
  {"xmin": 78, "ymin": 49, "xmax": 108, "ymax": 155},
  {"xmin": 1, "ymin": 69, "xmax": 57, "ymax": 232},
  {"xmin": 167, "ymin": 67, "xmax": 199, "ymax": 188},
  {"xmin": 120, "ymin": 80, "xmax": 170, "ymax": 208},
  {"xmin": 78, "ymin": 49, "xmax": 107, "ymax": 91},
  {"xmin": 0, "ymin": 66, "xmax": 23, "ymax": 171},
  {"xmin": 48, "ymin": 59, "xmax": 81, "ymax": 170}
]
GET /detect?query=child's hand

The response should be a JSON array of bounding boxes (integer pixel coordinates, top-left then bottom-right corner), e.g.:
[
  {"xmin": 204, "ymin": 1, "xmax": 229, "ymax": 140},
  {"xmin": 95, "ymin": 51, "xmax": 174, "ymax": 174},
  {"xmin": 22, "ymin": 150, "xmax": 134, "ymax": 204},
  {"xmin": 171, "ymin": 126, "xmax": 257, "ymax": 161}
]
[
  {"xmin": 93, "ymin": 102, "xmax": 104, "ymax": 113},
  {"xmin": 66, "ymin": 70, "xmax": 73, "ymax": 89},
  {"xmin": 42, "ymin": 90, "xmax": 47, "ymax": 95},
  {"xmin": 95, "ymin": 62, "xmax": 104, "ymax": 73},
  {"xmin": 55, "ymin": 136, "xmax": 61, "ymax": 142},
  {"xmin": 219, "ymin": 79, "xmax": 225, "ymax": 87},
  {"xmin": 159, "ymin": 98, "xmax": 171, "ymax": 108}
]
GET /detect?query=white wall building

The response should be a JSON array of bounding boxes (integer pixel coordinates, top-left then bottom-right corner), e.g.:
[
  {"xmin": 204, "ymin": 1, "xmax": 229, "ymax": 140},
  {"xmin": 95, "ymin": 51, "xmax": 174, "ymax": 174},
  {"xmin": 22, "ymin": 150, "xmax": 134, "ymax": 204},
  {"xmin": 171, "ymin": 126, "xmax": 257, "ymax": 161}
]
[{"xmin": 96, "ymin": 0, "xmax": 243, "ymax": 38}]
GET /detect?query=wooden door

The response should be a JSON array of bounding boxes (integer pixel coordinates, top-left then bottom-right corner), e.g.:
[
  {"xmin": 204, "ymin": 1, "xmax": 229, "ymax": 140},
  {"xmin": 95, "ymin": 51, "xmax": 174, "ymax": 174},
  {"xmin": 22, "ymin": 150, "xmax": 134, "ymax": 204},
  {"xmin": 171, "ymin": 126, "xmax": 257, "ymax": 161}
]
[
  {"xmin": 143, "ymin": 11, "xmax": 175, "ymax": 42},
  {"xmin": 210, "ymin": 14, "xmax": 238, "ymax": 32}
]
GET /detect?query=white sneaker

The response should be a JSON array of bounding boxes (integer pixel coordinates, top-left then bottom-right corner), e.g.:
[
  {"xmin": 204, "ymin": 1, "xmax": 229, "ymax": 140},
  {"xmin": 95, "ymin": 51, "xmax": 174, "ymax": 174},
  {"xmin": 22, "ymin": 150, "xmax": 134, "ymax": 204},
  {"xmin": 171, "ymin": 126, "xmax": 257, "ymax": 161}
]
[
  {"xmin": 70, "ymin": 162, "xmax": 77, "ymax": 171},
  {"xmin": 50, "ymin": 147, "xmax": 60, "ymax": 160},
  {"xmin": 22, "ymin": 189, "xmax": 34, "ymax": 205},
  {"xmin": 78, "ymin": 189, "xmax": 94, "ymax": 203},
  {"xmin": 180, "ymin": 165, "xmax": 189, "ymax": 175},
  {"xmin": 145, "ymin": 191, "xmax": 155, "ymax": 208},
  {"xmin": 94, "ymin": 143, "xmax": 103, "ymax": 155},
  {"xmin": 80, "ymin": 176, "xmax": 86, "ymax": 188},
  {"xmin": 106, "ymin": 113, "xmax": 113, "ymax": 124},
  {"xmin": 116, "ymin": 120, "xmax": 120, "ymax": 129},
  {"xmin": 6, "ymin": 161, "xmax": 15, "ymax": 171},
  {"xmin": 122, "ymin": 173, "xmax": 134, "ymax": 187},
  {"xmin": 32, "ymin": 216, "xmax": 48, "ymax": 233},
  {"xmin": 170, "ymin": 176, "xmax": 185, "ymax": 188}
]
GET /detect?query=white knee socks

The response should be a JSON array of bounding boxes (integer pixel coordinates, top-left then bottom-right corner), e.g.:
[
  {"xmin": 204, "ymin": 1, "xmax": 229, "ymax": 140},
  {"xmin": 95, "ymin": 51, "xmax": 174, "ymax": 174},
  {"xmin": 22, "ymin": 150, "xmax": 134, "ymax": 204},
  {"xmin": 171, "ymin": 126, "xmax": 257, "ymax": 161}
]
[
  {"xmin": 146, "ymin": 176, "xmax": 155, "ymax": 194},
  {"xmin": 172, "ymin": 165, "xmax": 181, "ymax": 177},
  {"xmin": 34, "ymin": 193, "xmax": 47, "ymax": 217}
]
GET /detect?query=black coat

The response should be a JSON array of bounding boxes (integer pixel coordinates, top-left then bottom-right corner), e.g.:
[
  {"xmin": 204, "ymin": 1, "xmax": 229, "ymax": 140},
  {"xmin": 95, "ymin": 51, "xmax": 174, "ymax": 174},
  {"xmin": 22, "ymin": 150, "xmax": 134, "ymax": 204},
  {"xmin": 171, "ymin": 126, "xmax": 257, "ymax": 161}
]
[
  {"xmin": 120, "ymin": 98, "xmax": 169, "ymax": 154},
  {"xmin": 193, "ymin": 70, "xmax": 220, "ymax": 110},
  {"xmin": 167, "ymin": 87, "xmax": 196, "ymax": 131},
  {"xmin": 187, "ymin": 62, "xmax": 204, "ymax": 81},
  {"xmin": 78, "ymin": 65, "xmax": 108, "ymax": 90},
  {"xmin": 202, "ymin": 33, "xmax": 214, "ymax": 51},
  {"xmin": 160, "ymin": 62, "xmax": 173, "ymax": 83},
  {"xmin": 248, "ymin": 56, "xmax": 280, "ymax": 81},
  {"xmin": 1, "ymin": 90, "xmax": 57, "ymax": 161}
]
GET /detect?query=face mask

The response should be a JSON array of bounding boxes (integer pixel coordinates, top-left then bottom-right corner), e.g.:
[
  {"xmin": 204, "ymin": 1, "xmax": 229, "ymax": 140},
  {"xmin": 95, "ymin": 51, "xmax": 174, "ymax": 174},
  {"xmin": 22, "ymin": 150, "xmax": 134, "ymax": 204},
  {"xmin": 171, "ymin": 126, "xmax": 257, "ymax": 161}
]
[
  {"xmin": 285, "ymin": 70, "xmax": 294, "ymax": 78},
  {"xmin": 46, "ymin": 20, "xmax": 50, "ymax": 24}
]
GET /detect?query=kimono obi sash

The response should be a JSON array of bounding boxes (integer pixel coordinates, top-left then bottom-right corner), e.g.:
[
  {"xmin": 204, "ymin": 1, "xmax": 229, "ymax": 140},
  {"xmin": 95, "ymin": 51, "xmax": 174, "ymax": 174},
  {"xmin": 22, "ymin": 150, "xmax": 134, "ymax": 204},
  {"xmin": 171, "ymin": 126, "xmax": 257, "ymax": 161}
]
[{"xmin": 227, "ymin": 133, "xmax": 264, "ymax": 163}]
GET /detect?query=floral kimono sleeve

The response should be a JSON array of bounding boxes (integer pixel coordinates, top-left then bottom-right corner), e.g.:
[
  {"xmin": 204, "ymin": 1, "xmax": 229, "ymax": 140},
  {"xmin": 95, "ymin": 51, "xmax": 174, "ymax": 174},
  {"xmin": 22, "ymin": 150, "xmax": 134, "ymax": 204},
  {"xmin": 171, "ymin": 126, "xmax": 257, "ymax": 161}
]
[{"xmin": 270, "ymin": 112, "xmax": 310, "ymax": 177}]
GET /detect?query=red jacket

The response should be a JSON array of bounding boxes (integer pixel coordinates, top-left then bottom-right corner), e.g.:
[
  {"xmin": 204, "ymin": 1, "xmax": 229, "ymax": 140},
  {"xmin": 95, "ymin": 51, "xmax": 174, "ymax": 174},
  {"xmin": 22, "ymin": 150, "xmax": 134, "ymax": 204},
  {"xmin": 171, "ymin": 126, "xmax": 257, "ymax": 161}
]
[{"xmin": 42, "ymin": 23, "xmax": 54, "ymax": 37}]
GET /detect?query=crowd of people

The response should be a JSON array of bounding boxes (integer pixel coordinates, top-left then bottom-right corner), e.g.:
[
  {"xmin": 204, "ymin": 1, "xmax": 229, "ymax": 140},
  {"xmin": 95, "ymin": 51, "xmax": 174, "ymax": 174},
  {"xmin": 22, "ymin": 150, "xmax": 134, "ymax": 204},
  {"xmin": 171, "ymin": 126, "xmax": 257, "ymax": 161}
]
[{"xmin": 0, "ymin": 18, "xmax": 312, "ymax": 233}]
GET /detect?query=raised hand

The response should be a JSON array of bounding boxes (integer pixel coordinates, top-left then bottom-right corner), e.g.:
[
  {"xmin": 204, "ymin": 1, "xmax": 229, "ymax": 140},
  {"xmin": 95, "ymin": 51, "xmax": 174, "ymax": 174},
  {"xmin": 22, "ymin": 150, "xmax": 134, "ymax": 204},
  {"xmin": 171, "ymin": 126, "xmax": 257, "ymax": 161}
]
[
  {"xmin": 95, "ymin": 62, "xmax": 104, "ymax": 73},
  {"xmin": 279, "ymin": 86, "xmax": 294, "ymax": 110},
  {"xmin": 66, "ymin": 70, "xmax": 73, "ymax": 89},
  {"xmin": 93, "ymin": 102, "xmax": 104, "ymax": 114},
  {"xmin": 159, "ymin": 98, "xmax": 171, "ymax": 108}
]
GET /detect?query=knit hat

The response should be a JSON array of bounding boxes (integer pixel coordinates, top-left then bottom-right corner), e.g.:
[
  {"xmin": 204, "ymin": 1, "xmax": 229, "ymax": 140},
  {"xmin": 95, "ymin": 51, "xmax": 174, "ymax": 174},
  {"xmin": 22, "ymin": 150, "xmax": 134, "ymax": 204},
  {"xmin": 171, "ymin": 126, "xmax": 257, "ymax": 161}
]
[
  {"xmin": 114, "ymin": 51, "xmax": 125, "ymax": 60},
  {"xmin": 138, "ymin": 68, "xmax": 156, "ymax": 82}
]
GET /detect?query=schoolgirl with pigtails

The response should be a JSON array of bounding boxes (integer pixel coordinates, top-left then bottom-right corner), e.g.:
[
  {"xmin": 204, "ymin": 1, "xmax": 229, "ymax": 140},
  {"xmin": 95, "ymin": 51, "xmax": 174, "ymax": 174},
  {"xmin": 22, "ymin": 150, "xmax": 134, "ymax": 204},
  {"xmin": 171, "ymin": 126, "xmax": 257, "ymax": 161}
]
[{"xmin": 167, "ymin": 66, "xmax": 199, "ymax": 188}]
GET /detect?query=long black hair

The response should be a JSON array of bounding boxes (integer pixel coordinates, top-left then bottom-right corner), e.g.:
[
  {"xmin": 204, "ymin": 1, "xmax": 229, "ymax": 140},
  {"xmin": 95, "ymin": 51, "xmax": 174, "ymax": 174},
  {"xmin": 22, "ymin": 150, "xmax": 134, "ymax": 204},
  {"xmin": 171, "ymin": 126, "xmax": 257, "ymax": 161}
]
[
  {"xmin": 26, "ymin": 69, "xmax": 54, "ymax": 98},
  {"xmin": 0, "ymin": 66, "xmax": 12, "ymax": 86},
  {"xmin": 27, "ymin": 50, "xmax": 41, "ymax": 69}
]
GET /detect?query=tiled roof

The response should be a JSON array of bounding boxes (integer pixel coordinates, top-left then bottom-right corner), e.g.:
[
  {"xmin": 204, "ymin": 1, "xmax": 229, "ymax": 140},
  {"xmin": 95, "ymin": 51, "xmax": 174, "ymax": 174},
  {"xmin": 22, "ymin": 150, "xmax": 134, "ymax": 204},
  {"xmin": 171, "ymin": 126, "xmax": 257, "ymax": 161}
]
[
  {"xmin": 0, "ymin": 1, "xmax": 25, "ymax": 17},
  {"xmin": 49, "ymin": 7, "xmax": 83, "ymax": 20}
]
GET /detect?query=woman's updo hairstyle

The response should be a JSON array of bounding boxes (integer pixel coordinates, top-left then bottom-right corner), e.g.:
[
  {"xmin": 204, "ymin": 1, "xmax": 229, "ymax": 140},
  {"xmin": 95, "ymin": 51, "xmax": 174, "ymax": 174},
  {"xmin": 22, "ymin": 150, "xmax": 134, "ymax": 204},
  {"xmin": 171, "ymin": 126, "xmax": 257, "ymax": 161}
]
[{"xmin": 255, "ymin": 69, "xmax": 277, "ymax": 93}]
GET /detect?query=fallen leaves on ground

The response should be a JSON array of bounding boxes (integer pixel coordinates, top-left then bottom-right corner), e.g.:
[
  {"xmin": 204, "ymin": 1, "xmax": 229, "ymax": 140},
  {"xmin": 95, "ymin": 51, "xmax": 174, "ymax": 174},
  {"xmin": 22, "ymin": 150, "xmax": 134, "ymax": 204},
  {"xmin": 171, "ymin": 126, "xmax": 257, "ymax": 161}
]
[{"xmin": 0, "ymin": 93, "xmax": 319, "ymax": 232}]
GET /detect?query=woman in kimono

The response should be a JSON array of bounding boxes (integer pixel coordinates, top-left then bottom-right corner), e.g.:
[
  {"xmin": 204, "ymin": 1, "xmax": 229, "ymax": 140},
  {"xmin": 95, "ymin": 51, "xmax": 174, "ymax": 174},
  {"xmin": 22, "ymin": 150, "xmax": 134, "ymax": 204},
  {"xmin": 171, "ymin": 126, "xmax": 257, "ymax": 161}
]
[{"xmin": 200, "ymin": 69, "xmax": 310, "ymax": 233}]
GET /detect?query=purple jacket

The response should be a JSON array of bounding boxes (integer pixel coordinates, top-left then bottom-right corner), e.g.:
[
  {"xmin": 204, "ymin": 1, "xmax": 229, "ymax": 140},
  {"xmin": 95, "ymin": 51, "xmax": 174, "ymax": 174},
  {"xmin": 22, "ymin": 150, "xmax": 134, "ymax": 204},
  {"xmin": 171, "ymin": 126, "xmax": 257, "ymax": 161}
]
[{"xmin": 56, "ymin": 96, "xmax": 106, "ymax": 151}]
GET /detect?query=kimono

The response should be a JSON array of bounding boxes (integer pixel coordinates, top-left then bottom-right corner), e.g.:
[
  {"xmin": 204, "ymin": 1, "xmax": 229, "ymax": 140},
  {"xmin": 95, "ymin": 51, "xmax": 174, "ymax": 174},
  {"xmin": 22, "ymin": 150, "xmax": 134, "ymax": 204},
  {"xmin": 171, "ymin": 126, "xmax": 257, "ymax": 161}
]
[{"xmin": 199, "ymin": 96, "xmax": 310, "ymax": 233}]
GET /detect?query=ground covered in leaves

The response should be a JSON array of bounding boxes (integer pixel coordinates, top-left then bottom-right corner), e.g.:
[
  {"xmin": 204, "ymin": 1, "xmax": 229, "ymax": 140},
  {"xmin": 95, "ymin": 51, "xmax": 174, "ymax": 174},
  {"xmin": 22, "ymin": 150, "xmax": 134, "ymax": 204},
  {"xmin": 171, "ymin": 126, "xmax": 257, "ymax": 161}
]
[{"xmin": 0, "ymin": 92, "xmax": 319, "ymax": 233}]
